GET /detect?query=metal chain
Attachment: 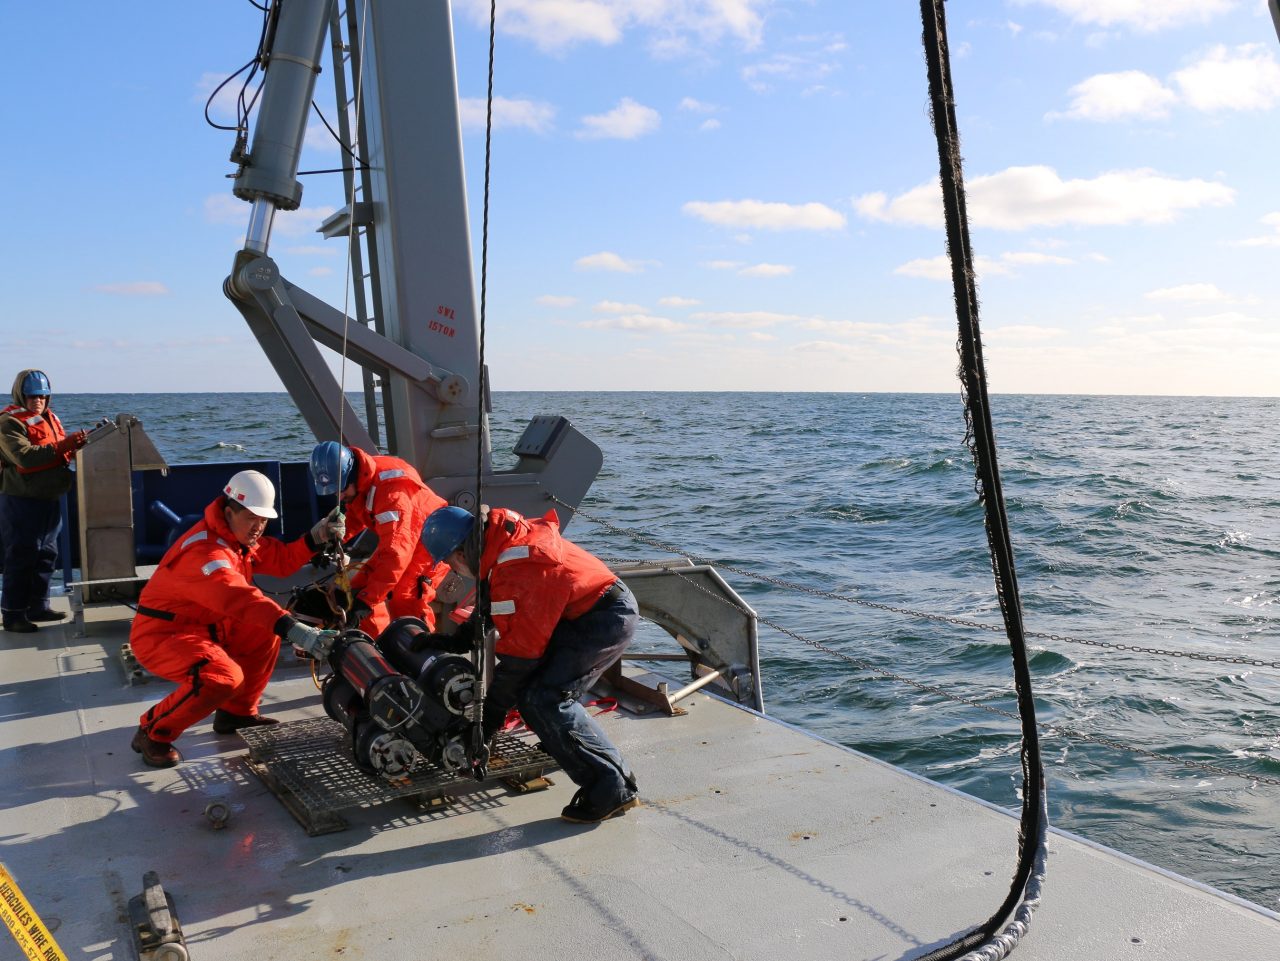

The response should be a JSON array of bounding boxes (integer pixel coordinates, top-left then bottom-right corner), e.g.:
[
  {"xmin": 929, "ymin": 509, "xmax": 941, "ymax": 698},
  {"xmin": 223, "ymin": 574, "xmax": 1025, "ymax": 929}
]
[
  {"xmin": 676, "ymin": 560, "xmax": 1280, "ymax": 788},
  {"xmin": 555, "ymin": 496, "xmax": 1280, "ymax": 671},
  {"xmin": 552, "ymin": 495, "xmax": 1280, "ymax": 788}
]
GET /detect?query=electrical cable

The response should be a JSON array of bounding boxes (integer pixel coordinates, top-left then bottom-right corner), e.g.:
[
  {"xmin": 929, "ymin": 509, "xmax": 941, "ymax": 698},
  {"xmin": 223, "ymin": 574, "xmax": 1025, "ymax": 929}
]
[
  {"xmin": 325, "ymin": 0, "xmax": 372, "ymax": 623},
  {"xmin": 309, "ymin": 100, "xmax": 370, "ymax": 168}
]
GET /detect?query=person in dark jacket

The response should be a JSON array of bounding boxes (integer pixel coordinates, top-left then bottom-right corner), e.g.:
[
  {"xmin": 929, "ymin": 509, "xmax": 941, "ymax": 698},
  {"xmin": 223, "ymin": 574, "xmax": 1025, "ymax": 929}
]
[{"xmin": 0, "ymin": 370, "xmax": 87, "ymax": 633}]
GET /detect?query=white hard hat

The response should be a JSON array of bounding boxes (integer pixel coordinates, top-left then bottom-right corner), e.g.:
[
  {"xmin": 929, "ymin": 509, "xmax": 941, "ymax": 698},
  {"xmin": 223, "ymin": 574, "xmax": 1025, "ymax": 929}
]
[{"xmin": 223, "ymin": 470, "xmax": 278, "ymax": 518}]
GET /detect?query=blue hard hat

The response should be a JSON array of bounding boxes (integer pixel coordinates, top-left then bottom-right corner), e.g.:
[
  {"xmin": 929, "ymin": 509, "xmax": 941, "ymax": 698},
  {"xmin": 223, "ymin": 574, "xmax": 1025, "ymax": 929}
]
[
  {"xmin": 422, "ymin": 506, "xmax": 475, "ymax": 562},
  {"xmin": 21, "ymin": 370, "xmax": 51, "ymax": 397},
  {"xmin": 310, "ymin": 441, "xmax": 354, "ymax": 496}
]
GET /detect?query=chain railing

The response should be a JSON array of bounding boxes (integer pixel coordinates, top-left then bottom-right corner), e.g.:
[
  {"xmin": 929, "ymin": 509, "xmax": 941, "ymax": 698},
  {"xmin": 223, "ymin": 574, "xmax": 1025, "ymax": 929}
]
[
  {"xmin": 557, "ymin": 498, "xmax": 1280, "ymax": 671},
  {"xmin": 552, "ymin": 494, "xmax": 1280, "ymax": 788}
]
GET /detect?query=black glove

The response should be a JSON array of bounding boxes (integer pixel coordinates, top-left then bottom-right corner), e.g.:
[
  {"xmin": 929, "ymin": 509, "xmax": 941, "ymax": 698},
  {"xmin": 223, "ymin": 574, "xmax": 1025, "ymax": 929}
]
[
  {"xmin": 347, "ymin": 600, "xmax": 372, "ymax": 626},
  {"xmin": 480, "ymin": 703, "xmax": 506, "ymax": 746}
]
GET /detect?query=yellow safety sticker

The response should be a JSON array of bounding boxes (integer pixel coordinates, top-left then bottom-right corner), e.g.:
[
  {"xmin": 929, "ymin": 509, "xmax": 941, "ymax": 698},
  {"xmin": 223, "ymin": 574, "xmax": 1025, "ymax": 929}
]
[{"xmin": 0, "ymin": 864, "xmax": 69, "ymax": 961}]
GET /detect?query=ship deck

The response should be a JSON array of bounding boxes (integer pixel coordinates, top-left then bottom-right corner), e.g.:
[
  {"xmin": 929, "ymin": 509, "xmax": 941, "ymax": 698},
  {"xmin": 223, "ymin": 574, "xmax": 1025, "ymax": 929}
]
[{"xmin": 2, "ymin": 598, "xmax": 1277, "ymax": 961}]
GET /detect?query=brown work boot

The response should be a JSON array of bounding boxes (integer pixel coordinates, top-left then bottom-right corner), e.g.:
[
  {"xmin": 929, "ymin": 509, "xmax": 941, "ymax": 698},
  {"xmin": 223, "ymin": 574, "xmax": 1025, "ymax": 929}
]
[
  {"xmin": 213, "ymin": 710, "xmax": 280, "ymax": 734},
  {"xmin": 131, "ymin": 726, "xmax": 179, "ymax": 768},
  {"xmin": 560, "ymin": 787, "xmax": 641, "ymax": 824}
]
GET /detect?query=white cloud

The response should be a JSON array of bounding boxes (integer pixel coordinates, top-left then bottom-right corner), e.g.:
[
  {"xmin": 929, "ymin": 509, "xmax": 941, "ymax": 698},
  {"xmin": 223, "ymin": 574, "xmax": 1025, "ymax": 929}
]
[
  {"xmin": 274, "ymin": 206, "xmax": 338, "ymax": 238},
  {"xmin": 537, "ymin": 294, "xmax": 578, "ymax": 307},
  {"xmin": 457, "ymin": 0, "xmax": 769, "ymax": 54},
  {"xmin": 465, "ymin": 0, "xmax": 622, "ymax": 50},
  {"xmin": 1173, "ymin": 44, "xmax": 1280, "ymax": 113},
  {"xmin": 855, "ymin": 166, "xmax": 1234, "ymax": 231},
  {"xmin": 742, "ymin": 52, "xmax": 837, "ymax": 92},
  {"xmin": 659, "ymin": 295, "xmax": 700, "ymax": 307},
  {"xmin": 679, "ymin": 97, "xmax": 718, "ymax": 113},
  {"xmin": 986, "ymin": 325, "xmax": 1068, "ymax": 343},
  {"xmin": 196, "ymin": 71, "xmax": 241, "ymax": 124},
  {"xmin": 740, "ymin": 263, "xmax": 795, "ymax": 277},
  {"xmin": 1054, "ymin": 45, "xmax": 1280, "ymax": 124},
  {"xmin": 1001, "ymin": 251, "xmax": 1075, "ymax": 266},
  {"xmin": 202, "ymin": 194, "xmax": 335, "ymax": 238},
  {"xmin": 92, "ymin": 282, "xmax": 170, "ymax": 297},
  {"xmin": 1144, "ymin": 283, "xmax": 1253, "ymax": 304},
  {"xmin": 594, "ymin": 300, "xmax": 647, "ymax": 313},
  {"xmin": 895, "ymin": 250, "xmax": 1074, "ymax": 281},
  {"xmin": 693, "ymin": 310, "xmax": 805, "ymax": 329},
  {"xmin": 703, "ymin": 259, "xmax": 744, "ymax": 270},
  {"xmin": 684, "ymin": 198, "xmax": 846, "ymax": 231},
  {"xmin": 895, "ymin": 254, "xmax": 1011, "ymax": 281},
  {"xmin": 576, "ymin": 98, "xmax": 661, "ymax": 139},
  {"xmin": 303, "ymin": 121, "xmax": 339, "ymax": 153},
  {"xmin": 699, "ymin": 118, "xmax": 722, "ymax": 131},
  {"xmin": 574, "ymin": 251, "xmax": 650, "ymax": 272},
  {"xmin": 1016, "ymin": 0, "xmax": 1235, "ymax": 32},
  {"xmin": 204, "ymin": 194, "xmax": 249, "ymax": 226},
  {"xmin": 580, "ymin": 314, "xmax": 685, "ymax": 332},
  {"xmin": 460, "ymin": 96, "xmax": 556, "ymax": 133},
  {"xmin": 1052, "ymin": 70, "xmax": 1177, "ymax": 121},
  {"xmin": 1236, "ymin": 211, "xmax": 1280, "ymax": 247},
  {"xmin": 790, "ymin": 339, "xmax": 856, "ymax": 356}
]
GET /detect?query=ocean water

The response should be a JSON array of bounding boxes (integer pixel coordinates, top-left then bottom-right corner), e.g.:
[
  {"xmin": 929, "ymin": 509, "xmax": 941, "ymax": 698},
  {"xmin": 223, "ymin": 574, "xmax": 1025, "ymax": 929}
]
[{"xmin": 56, "ymin": 390, "xmax": 1280, "ymax": 909}]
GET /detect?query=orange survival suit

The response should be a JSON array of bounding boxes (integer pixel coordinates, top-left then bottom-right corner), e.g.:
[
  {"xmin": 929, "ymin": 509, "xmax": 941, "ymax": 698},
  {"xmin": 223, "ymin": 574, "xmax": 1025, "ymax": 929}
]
[
  {"xmin": 343, "ymin": 448, "xmax": 449, "ymax": 635},
  {"xmin": 131, "ymin": 497, "xmax": 312, "ymax": 743}
]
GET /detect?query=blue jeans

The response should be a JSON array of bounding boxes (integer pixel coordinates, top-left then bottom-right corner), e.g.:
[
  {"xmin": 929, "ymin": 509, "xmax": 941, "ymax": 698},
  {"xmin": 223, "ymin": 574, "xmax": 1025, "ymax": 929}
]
[
  {"xmin": 0, "ymin": 494, "xmax": 62, "ymax": 616},
  {"xmin": 489, "ymin": 584, "xmax": 639, "ymax": 807}
]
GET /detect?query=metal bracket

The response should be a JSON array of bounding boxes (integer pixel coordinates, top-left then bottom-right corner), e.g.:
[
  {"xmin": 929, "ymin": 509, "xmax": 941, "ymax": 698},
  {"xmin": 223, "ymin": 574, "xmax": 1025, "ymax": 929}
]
[
  {"xmin": 601, "ymin": 660, "xmax": 689, "ymax": 718},
  {"xmin": 119, "ymin": 642, "xmax": 149, "ymax": 685},
  {"xmin": 65, "ymin": 576, "xmax": 149, "ymax": 638},
  {"xmin": 128, "ymin": 871, "xmax": 188, "ymax": 961}
]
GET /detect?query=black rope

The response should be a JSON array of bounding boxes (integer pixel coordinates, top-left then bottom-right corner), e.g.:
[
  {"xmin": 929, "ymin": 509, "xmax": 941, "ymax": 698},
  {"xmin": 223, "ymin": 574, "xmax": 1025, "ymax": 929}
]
[
  {"xmin": 915, "ymin": 3, "xmax": 1047, "ymax": 959},
  {"xmin": 468, "ymin": 0, "xmax": 499, "ymax": 778}
]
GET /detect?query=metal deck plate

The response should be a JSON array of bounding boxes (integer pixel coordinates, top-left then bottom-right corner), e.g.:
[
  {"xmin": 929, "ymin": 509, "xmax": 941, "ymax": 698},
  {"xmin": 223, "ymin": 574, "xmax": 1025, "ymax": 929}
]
[
  {"xmin": 240, "ymin": 717, "xmax": 557, "ymax": 834},
  {"xmin": 6, "ymin": 605, "xmax": 1278, "ymax": 960}
]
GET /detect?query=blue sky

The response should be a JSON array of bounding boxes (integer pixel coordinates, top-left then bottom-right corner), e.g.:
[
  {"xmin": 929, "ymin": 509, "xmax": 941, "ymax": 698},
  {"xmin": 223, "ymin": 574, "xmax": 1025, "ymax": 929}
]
[{"xmin": 6, "ymin": 1, "xmax": 1280, "ymax": 396}]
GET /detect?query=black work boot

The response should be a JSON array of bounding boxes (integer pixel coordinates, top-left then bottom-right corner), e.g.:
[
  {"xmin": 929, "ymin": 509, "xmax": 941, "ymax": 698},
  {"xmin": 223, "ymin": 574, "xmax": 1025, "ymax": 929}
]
[
  {"xmin": 131, "ymin": 726, "xmax": 180, "ymax": 768},
  {"xmin": 26, "ymin": 608, "xmax": 67, "ymax": 623},
  {"xmin": 2, "ymin": 613, "xmax": 38, "ymax": 634},
  {"xmin": 213, "ymin": 710, "xmax": 281, "ymax": 734}
]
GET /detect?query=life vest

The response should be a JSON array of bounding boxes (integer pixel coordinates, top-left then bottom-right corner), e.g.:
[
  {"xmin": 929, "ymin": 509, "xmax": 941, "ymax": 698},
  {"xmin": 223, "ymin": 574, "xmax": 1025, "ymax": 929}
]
[
  {"xmin": 0, "ymin": 404, "xmax": 68, "ymax": 474},
  {"xmin": 344, "ymin": 450, "xmax": 447, "ymax": 605},
  {"xmin": 479, "ymin": 508, "xmax": 617, "ymax": 659}
]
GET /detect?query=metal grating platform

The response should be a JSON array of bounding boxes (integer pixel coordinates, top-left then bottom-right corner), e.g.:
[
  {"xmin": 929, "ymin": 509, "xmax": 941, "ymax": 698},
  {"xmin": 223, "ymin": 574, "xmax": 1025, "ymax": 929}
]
[{"xmin": 240, "ymin": 716, "xmax": 558, "ymax": 835}]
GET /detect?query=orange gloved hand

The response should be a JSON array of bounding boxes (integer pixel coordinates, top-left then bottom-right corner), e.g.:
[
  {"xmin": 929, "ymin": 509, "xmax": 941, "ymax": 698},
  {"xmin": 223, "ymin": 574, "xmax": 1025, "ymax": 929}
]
[{"xmin": 53, "ymin": 431, "xmax": 88, "ymax": 456}]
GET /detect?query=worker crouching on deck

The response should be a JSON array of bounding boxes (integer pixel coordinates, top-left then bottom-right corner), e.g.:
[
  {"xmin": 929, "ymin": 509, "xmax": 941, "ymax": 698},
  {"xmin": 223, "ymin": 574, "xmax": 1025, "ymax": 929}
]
[
  {"xmin": 309, "ymin": 442, "xmax": 449, "ymax": 635},
  {"xmin": 0, "ymin": 369, "xmax": 87, "ymax": 633},
  {"xmin": 129, "ymin": 470, "xmax": 338, "ymax": 768},
  {"xmin": 423, "ymin": 505, "xmax": 641, "ymax": 824}
]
